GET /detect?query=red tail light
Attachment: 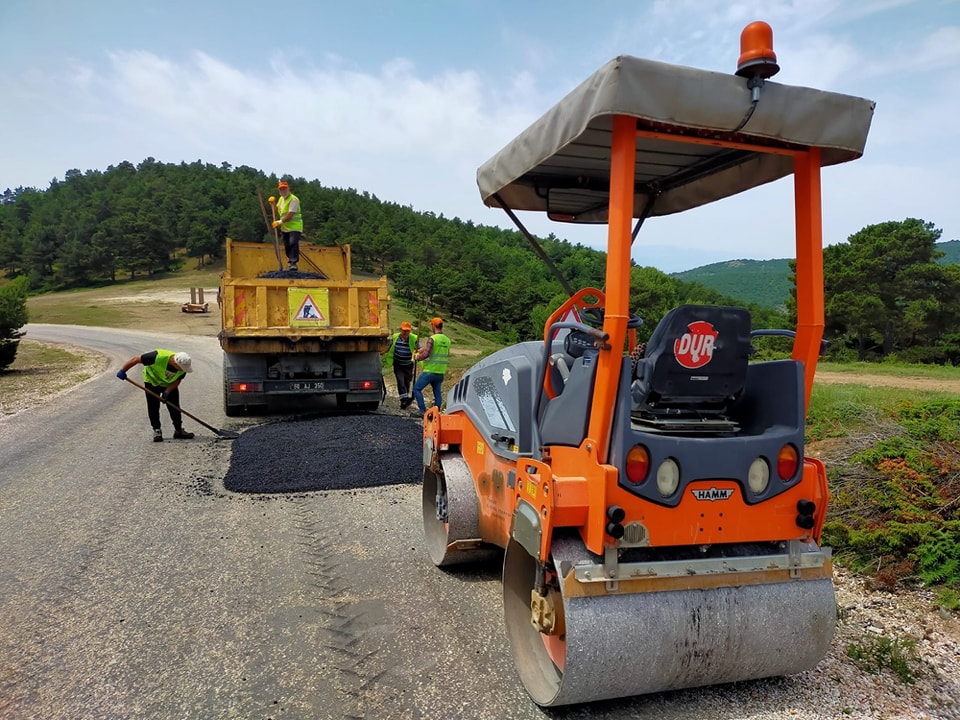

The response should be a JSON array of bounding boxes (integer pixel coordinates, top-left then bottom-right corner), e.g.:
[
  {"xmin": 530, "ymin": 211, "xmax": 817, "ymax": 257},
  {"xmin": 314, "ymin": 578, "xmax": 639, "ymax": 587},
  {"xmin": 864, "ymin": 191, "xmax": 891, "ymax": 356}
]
[
  {"xmin": 230, "ymin": 382, "xmax": 262, "ymax": 393},
  {"xmin": 625, "ymin": 445, "xmax": 650, "ymax": 484},
  {"xmin": 777, "ymin": 444, "xmax": 799, "ymax": 480}
]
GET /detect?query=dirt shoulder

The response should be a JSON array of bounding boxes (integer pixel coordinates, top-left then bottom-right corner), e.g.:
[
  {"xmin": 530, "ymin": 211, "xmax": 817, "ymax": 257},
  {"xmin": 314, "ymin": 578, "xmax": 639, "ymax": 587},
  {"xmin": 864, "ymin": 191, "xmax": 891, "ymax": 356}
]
[{"xmin": 816, "ymin": 370, "xmax": 960, "ymax": 393}]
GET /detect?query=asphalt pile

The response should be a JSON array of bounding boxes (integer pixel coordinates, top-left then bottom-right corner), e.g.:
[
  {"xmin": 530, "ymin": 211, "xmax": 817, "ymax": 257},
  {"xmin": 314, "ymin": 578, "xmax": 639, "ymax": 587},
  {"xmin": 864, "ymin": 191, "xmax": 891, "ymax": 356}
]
[
  {"xmin": 258, "ymin": 269, "xmax": 328, "ymax": 280},
  {"xmin": 224, "ymin": 412, "xmax": 423, "ymax": 493}
]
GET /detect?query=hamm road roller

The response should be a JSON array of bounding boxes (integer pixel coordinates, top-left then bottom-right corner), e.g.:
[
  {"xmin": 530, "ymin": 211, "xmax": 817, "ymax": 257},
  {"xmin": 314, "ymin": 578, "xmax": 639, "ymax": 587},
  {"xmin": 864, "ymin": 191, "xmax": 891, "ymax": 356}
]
[{"xmin": 421, "ymin": 22, "xmax": 874, "ymax": 706}]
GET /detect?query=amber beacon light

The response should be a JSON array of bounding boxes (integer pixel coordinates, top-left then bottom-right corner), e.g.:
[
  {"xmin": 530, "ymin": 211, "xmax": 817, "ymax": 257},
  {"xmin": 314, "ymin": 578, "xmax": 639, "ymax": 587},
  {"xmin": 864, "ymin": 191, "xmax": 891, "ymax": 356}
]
[{"xmin": 736, "ymin": 21, "xmax": 780, "ymax": 80}]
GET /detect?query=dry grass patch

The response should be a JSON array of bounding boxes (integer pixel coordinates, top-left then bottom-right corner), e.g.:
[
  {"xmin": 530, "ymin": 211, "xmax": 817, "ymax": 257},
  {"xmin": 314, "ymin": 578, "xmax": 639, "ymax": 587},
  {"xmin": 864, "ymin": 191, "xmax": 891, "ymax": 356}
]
[{"xmin": 0, "ymin": 340, "xmax": 109, "ymax": 415}]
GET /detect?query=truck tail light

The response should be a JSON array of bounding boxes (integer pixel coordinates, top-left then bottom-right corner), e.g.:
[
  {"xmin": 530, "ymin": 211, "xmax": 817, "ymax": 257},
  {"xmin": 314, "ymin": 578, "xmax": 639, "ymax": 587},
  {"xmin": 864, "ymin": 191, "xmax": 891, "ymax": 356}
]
[
  {"xmin": 229, "ymin": 382, "xmax": 263, "ymax": 393},
  {"xmin": 349, "ymin": 379, "xmax": 380, "ymax": 391}
]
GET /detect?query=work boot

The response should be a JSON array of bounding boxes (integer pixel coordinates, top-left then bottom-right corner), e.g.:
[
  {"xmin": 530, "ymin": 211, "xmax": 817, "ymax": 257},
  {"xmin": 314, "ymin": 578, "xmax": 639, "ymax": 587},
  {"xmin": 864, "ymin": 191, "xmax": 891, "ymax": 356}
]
[
  {"xmin": 153, "ymin": 428, "xmax": 163, "ymax": 442},
  {"xmin": 173, "ymin": 428, "xmax": 195, "ymax": 439},
  {"xmin": 288, "ymin": 262, "xmax": 298, "ymax": 272},
  {"xmin": 400, "ymin": 397, "xmax": 411, "ymax": 409}
]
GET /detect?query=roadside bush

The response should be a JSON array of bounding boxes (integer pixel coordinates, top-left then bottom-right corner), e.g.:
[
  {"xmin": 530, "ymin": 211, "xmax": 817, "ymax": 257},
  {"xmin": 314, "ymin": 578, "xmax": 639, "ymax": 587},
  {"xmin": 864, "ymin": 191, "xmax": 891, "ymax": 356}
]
[
  {"xmin": 824, "ymin": 343, "xmax": 860, "ymax": 363},
  {"xmin": 846, "ymin": 634, "xmax": 923, "ymax": 684},
  {"xmin": 826, "ymin": 397, "xmax": 960, "ymax": 593},
  {"xmin": 0, "ymin": 276, "xmax": 29, "ymax": 371},
  {"xmin": 887, "ymin": 346, "xmax": 950, "ymax": 366}
]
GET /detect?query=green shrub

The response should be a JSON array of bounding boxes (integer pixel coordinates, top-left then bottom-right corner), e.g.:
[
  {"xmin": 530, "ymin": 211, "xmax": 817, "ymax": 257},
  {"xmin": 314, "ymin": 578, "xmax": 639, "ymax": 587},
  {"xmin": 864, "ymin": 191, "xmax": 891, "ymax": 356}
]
[
  {"xmin": 846, "ymin": 634, "xmax": 922, "ymax": 683},
  {"xmin": 0, "ymin": 276, "xmax": 29, "ymax": 371},
  {"xmin": 936, "ymin": 587, "xmax": 960, "ymax": 612},
  {"xmin": 888, "ymin": 346, "xmax": 950, "ymax": 365},
  {"xmin": 915, "ymin": 525, "xmax": 960, "ymax": 586}
]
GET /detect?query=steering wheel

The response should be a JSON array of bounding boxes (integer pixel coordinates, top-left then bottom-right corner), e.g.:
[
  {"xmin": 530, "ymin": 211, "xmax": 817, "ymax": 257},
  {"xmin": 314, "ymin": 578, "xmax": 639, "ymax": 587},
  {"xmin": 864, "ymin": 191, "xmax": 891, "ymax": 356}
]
[
  {"xmin": 580, "ymin": 307, "xmax": 643, "ymax": 330},
  {"xmin": 563, "ymin": 329, "xmax": 596, "ymax": 359}
]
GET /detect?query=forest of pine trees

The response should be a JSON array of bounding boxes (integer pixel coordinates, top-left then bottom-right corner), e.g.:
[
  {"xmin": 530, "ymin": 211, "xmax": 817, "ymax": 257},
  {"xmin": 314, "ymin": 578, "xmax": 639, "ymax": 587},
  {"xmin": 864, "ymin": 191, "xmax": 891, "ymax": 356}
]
[{"xmin": 3, "ymin": 161, "xmax": 958, "ymax": 360}]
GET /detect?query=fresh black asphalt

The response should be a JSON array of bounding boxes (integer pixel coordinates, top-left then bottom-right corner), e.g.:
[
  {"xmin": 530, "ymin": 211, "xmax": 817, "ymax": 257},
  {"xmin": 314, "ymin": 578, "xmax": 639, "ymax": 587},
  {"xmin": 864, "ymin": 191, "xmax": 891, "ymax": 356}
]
[{"xmin": 224, "ymin": 412, "xmax": 423, "ymax": 493}]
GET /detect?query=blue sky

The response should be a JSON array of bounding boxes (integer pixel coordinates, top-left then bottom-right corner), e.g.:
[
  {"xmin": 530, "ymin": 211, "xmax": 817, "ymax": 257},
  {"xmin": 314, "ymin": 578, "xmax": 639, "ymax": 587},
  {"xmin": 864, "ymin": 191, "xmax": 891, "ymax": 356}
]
[{"xmin": 1, "ymin": 0, "xmax": 958, "ymax": 273}]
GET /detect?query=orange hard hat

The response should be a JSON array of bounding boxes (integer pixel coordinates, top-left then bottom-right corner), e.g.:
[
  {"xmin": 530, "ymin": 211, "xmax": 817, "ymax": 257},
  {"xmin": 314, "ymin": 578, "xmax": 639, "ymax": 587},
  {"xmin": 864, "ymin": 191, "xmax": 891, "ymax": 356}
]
[
  {"xmin": 400, "ymin": 321, "xmax": 413, "ymax": 331},
  {"xmin": 277, "ymin": 181, "xmax": 289, "ymax": 189},
  {"xmin": 431, "ymin": 317, "xmax": 443, "ymax": 327}
]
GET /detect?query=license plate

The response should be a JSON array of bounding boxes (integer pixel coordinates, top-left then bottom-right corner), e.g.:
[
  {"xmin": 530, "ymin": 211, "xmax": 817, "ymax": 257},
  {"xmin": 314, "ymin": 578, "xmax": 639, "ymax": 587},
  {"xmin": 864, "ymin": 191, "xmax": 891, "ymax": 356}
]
[{"xmin": 289, "ymin": 381, "xmax": 326, "ymax": 391}]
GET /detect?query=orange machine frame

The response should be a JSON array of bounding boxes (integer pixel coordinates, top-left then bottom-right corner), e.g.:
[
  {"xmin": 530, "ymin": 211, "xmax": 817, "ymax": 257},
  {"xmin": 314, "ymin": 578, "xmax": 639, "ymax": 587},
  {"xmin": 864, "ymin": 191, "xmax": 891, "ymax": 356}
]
[{"xmin": 430, "ymin": 115, "xmax": 827, "ymax": 561}]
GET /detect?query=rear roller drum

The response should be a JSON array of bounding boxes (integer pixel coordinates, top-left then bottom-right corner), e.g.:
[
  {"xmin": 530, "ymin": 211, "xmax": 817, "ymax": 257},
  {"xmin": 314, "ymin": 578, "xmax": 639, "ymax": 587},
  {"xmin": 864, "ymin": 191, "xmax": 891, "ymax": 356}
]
[{"xmin": 422, "ymin": 453, "xmax": 497, "ymax": 567}]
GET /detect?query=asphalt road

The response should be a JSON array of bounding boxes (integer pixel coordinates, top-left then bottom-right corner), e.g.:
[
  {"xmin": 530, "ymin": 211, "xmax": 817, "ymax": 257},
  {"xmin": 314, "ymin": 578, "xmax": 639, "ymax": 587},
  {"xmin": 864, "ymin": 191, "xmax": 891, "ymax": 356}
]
[{"xmin": 0, "ymin": 324, "xmax": 851, "ymax": 720}]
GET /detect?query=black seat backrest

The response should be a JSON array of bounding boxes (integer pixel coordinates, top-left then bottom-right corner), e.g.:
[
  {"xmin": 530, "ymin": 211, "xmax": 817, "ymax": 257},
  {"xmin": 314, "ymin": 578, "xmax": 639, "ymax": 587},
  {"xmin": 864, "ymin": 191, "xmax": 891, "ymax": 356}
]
[{"xmin": 633, "ymin": 305, "xmax": 751, "ymax": 414}]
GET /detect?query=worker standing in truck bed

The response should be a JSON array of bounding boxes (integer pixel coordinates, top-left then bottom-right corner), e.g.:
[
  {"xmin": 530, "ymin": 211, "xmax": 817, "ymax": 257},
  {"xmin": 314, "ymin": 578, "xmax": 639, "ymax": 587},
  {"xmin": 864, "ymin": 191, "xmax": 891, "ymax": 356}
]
[{"xmin": 272, "ymin": 180, "xmax": 303, "ymax": 271}]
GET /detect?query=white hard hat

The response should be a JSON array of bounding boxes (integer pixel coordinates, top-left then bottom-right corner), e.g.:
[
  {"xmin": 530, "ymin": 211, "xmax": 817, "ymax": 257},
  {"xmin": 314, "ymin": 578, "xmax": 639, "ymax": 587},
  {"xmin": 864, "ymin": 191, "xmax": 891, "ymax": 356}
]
[{"xmin": 174, "ymin": 352, "xmax": 193, "ymax": 373}]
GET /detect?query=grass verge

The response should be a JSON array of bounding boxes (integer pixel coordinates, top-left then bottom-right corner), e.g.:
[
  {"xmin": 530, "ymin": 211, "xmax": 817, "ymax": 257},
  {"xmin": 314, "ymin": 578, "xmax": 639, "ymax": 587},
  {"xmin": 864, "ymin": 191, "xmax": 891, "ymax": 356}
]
[{"xmin": 0, "ymin": 340, "xmax": 100, "ymax": 415}]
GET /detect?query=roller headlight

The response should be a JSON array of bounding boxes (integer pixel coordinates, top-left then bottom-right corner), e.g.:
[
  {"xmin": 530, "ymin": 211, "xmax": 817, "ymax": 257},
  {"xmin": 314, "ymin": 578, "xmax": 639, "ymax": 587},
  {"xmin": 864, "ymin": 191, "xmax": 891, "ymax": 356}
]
[
  {"xmin": 748, "ymin": 457, "xmax": 770, "ymax": 495},
  {"xmin": 656, "ymin": 458, "xmax": 680, "ymax": 497}
]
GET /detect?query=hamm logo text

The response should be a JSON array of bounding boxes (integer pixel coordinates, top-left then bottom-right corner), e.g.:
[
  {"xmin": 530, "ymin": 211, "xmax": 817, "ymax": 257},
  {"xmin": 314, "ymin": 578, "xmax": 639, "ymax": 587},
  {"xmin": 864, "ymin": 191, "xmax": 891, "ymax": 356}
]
[{"xmin": 691, "ymin": 487, "xmax": 735, "ymax": 501}]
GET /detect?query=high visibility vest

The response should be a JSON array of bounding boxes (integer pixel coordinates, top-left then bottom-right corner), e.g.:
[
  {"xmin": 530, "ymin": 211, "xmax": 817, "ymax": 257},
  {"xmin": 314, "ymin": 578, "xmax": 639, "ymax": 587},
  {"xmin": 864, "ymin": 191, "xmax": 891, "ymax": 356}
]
[
  {"xmin": 422, "ymin": 333, "xmax": 450, "ymax": 374},
  {"xmin": 384, "ymin": 332, "xmax": 418, "ymax": 366},
  {"xmin": 142, "ymin": 349, "xmax": 185, "ymax": 387},
  {"xmin": 277, "ymin": 193, "xmax": 303, "ymax": 231}
]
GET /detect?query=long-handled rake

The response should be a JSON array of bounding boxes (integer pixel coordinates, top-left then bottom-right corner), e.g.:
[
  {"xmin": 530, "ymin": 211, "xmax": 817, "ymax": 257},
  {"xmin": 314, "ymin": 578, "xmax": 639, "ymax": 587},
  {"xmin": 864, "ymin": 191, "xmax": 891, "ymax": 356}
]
[{"xmin": 124, "ymin": 377, "xmax": 240, "ymax": 440}]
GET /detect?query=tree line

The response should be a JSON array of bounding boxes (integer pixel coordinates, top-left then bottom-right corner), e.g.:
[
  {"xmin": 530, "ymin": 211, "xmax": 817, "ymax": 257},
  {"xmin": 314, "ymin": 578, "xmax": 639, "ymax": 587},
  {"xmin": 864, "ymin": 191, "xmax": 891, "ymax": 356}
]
[
  {"xmin": 786, "ymin": 218, "xmax": 960, "ymax": 363},
  {"xmin": 1, "ymin": 161, "xmax": 955, "ymax": 360}
]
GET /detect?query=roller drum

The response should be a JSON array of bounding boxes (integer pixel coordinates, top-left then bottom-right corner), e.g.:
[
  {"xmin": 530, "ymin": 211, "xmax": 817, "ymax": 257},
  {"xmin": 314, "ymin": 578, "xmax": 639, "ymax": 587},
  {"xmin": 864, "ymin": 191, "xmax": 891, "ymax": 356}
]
[
  {"xmin": 423, "ymin": 453, "xmax": 498, "ymax": 567},
  {"xmin": 504, "ymin": 537, "xmax": 837, "ymax": 707}
]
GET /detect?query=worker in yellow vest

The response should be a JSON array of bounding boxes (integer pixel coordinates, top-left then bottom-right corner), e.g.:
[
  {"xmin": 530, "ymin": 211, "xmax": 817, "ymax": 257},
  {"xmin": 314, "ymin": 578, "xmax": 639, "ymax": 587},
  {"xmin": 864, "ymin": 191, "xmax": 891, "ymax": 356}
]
[
  {"xmin": 383, "ymin": 321, "xmax": 420, "ymax": 409},
  {"xmin": 412, "ymin": 317, "xmax": 451, "ymax": 415},
  {"xmin": 272, "ymin": 180, "xmax": 303, "ymax": 271},
  {"xmin": 116, "ymin": 349, "xmax": 195, "ymax": 441}
]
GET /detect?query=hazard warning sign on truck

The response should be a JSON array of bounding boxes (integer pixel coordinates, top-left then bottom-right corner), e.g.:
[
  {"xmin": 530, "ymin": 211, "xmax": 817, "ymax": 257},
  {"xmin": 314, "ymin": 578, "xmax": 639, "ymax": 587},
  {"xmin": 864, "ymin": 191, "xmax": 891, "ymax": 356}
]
[{"xmin": 288, "ymin": 287, "xmax": 330, "ymax": 327}]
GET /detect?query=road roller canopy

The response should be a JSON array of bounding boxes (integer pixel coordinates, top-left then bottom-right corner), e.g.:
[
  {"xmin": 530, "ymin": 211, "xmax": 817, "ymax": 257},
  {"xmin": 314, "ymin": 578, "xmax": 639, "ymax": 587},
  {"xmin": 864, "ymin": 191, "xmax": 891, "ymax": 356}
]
[{"xmin": 476, "ymin": 55, "xmax": 875, "ymax": 222}]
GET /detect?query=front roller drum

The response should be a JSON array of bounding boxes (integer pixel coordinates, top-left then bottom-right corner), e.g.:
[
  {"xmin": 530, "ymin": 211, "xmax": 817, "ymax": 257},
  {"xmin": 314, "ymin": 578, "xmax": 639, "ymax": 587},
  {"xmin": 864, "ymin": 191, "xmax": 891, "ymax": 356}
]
[
  {"xmin": 422, "ymin": 453, "xmax": 498, "ymax": 567},
  {"xmin": 502, "ymin": 536, "xmax": 837, "ymax": 707}
]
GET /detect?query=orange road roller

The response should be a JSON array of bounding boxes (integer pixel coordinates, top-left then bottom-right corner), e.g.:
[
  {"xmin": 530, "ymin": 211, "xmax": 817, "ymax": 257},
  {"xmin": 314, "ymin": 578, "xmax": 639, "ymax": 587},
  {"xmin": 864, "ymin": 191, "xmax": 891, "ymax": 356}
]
[{"xmin": 422, "ymin": 22, "xmax": 874, "ymax": 707}]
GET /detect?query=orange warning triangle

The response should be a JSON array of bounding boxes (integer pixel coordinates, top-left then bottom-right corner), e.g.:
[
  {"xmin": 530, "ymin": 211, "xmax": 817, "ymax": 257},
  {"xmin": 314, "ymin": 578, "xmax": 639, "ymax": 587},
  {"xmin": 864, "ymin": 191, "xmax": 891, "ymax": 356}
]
[{"xmin": 294, "ymin": 294, "xmax": 326, "ymax": 322}]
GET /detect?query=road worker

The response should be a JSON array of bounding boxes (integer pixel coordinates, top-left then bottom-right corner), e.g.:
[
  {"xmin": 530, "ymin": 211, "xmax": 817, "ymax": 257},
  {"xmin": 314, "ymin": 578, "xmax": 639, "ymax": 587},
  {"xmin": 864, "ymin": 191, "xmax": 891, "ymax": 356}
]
[
  {"xmin": 383, "ymin": 321, "xmax": 419, "ymax": 409},
  {"xmin": 116, "ymin": 349, "xmax": 195, "ymax": 441},
  {"xmin": 272, "ymin": 180, "xmax": 303, "ymax": 271},
  {"xmin": 412, "ymin": 318, "xmax": 450, "ymax": 415}
]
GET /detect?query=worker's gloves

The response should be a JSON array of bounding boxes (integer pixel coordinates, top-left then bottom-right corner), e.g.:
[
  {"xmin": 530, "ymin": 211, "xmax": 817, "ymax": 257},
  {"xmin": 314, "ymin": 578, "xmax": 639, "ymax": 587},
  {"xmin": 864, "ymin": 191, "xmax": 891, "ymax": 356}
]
[
  {"xmin": 116, "ymin": 369, "xmax": 127, "ymax": 380},
  {"xmin": 272, "ymin": 220, "xmax": 281, "ymax": 228},
  {"xmin": 159, "ymin": 391, "xmax": 168, "ymax": 404}
]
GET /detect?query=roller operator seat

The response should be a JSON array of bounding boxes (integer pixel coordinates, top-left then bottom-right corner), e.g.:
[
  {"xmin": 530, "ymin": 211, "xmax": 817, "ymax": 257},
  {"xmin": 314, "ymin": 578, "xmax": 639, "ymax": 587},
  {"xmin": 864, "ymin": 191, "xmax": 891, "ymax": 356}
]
[{"xmin": 631, "ymin": 305, "xmax": 752, "ymax": 422}]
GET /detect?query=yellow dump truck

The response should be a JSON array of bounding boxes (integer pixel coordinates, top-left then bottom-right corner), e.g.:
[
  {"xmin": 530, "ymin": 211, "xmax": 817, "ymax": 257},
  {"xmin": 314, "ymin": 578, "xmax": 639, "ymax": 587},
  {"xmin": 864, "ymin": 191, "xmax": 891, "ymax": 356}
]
[{"xmin": 218, "ymin": 238, "xmax": 390, "ymax": 415}]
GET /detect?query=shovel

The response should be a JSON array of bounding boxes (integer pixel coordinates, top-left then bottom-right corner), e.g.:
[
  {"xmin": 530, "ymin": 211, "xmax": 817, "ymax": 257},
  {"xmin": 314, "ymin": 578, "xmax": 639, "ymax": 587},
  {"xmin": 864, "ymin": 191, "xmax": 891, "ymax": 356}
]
[
  {"xmin": 266, "ymin": 194, "xmax": 286, "ymax": 272},
  {"xmin": 257, "ymin": 188, "xmax": 284, "ymax": 272},
  {"xmin": 124, "ymin": 377, "xmax": 240, "ymax": 440}
]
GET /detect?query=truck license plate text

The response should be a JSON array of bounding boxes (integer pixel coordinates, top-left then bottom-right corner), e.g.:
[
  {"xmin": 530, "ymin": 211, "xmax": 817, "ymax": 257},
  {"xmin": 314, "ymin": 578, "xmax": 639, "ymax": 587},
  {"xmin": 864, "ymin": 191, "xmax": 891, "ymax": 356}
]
[{"xmin": 289, "ymin": 381, "xmax": 325, "ymax": 391}]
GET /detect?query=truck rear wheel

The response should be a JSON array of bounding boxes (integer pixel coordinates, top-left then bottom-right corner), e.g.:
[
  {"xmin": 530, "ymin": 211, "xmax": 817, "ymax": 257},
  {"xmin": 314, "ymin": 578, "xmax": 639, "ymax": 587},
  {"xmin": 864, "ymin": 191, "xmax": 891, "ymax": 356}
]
[{"xmin": 223, "ymin": 365, "xmax": 242, "ymax": 417}]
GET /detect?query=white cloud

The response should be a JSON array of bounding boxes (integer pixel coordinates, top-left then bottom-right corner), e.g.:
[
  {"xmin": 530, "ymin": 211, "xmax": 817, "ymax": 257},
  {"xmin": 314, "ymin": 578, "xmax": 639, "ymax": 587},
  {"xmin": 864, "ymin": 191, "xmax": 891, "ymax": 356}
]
[{"xmin": 1, "ymin": 0, "xmax": 957, "ymax": 272}]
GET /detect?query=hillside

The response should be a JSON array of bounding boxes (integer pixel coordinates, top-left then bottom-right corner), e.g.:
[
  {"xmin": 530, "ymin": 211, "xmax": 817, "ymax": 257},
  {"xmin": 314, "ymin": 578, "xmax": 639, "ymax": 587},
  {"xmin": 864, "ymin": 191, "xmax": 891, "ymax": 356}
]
[{"xmin": 675, "ymin": 239, "xmax": 960, "ymax": 308}]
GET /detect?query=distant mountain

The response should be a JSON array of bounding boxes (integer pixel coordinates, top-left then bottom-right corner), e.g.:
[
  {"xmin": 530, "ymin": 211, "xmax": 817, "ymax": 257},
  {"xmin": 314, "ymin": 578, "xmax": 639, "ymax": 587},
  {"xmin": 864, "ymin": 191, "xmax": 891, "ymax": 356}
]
[
  {"xmin": 938, "ymin": 239, "xmax": 960, "ymax": 264},
  {"xmin": 672, "ymin": 259, "xmax": 792, "ymax": 309},
  {"xmin": 673, "ymin": 240, "xmax": 960, "ymax": 309}
]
